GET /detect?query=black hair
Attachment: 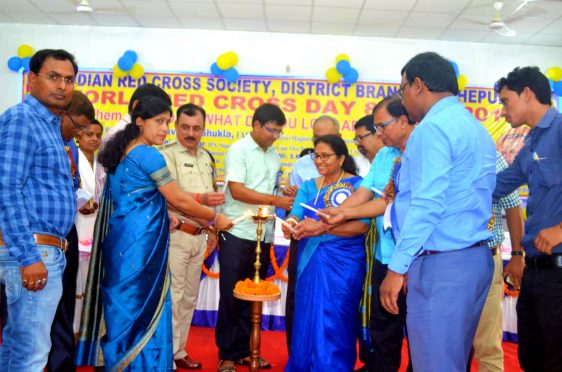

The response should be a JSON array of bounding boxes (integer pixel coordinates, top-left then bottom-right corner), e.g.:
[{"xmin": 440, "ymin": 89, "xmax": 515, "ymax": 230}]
[
  {"xmin": 313, "ymin": 135, "xmax": 357, "ymax": 176},
  {"xmin": 128, "ymin": 83, "xmax": 172, "ymax": 113},
  {"xmin": 495, "ymin": 66, "xmax": 551, "ymax": 106},
  {"xmin": 99, "ymin": 96, "xmax": 172, "ymax": 173},
  {"xmin": 372, "ymin": 95, "xmax": 415, "ymax": 124},
  {"xmin": 252, "ymin": 103, "xmax": 286, "ymax": 127},
  {"xmin": 89, "ymin": 119, "xmax": 104, "ymax": 133},
  {"xmin": 401, "ymin": 52, "xmax": 458, "ymax": 96},
  {"xmin": 354, "ymin": 115, "xmax": 375, "ymax": 133},
  {"xmin": 30, "ymin": 49, "xmax": 78, "ymax": 75},
  {"xmin": 177, "ymin": 103, "xmax": 206, "ymax": 123},
  {"xmin": 66, "ymin": 91, "xmax": 95, "ymax": 122},
  {"xmin": 299, "ymin": 148, "xmax": 314, "ymax": 158}
]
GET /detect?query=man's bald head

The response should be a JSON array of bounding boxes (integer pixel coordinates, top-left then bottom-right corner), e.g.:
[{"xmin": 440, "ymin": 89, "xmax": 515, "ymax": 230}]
[{"xmin": 312, "ymin": 115, "xmax": 340, "ymax": 140}]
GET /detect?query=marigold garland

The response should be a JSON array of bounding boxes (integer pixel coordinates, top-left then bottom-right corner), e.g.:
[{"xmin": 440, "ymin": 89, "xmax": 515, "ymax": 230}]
[
  {"xmin": 201, "ymin": 243, "xmax": 290, "ymax": 282},
  {"xmin": 234, "ymin": 278, "xmax": 280, "ymax": 296},
  {"xmin": 504, "ymin": 283, "xmax": 519, "ymax": 297}
]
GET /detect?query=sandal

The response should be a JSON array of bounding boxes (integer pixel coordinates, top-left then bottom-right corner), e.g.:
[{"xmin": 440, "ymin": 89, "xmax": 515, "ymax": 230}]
[
  {"xmin": 235, "ymin": 356, "xmax": 271, "ymax": 369},
  {"xmin": 218, "ymin": 360, "xmax": 236, "ymax": 372}
]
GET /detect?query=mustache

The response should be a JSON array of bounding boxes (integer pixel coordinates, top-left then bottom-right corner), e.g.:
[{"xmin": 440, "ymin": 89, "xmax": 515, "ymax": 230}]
[{"xmin": 183, "ymin": 137, "xmax": 197, "ymax": 141}]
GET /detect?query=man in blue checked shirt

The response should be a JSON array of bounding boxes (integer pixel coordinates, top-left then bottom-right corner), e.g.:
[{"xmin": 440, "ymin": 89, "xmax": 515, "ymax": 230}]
[
  {"xmin": 494, "ymin": 66, "xmax": 562, "ymax": 372},
  {"xmin": 0, "ymin": 49, "xmax": 78, "ymax": 371},
  {"xmin": 379, "ymin": 52, "xmax": 496, "ymax": 371}
]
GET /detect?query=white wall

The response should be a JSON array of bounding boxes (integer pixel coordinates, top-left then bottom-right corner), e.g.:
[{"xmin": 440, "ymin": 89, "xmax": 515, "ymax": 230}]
[{"xmin": 1, "ymin": 22, "xmax": 561, "ymax": 111}]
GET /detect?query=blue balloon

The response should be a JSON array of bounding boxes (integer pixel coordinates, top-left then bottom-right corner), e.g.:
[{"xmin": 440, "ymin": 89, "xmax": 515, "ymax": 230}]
[
  {"xmin": 223, "ymin": 68, "xmax": 239, "ymax": 83},
  {"xmin": 549, "ymin": 79, "xmax": 554, "ymax": 92},
  {"xmin": 450, "ymin": 61, "xmax": 460, "ymax": 78},
  {"xmin": 210, "ymin": 62, "xmax": 223, "ymax": 76},
  {"xmin": 123, "ymin": 50, "xmax": 138, "ymax": 64},
  {"xmin": 343, "ymin": 68, "xmax": 359, "ymax": 84},
  {"xmin": 118, "ymin": 56, "xmax": 134, "ymax": 72},
  {"xmin": 336, "ymin": 60, "xmax": 352, "ymax": 75},
  {"xmin": 554, "ymin": 81, "xmax": 562, "ymax": 96},
  {"xmin": 7, "ymin": 56, "xmax": 22, "ymax": 72},
  {"xmin": 22, "ymin": 57, "xmax": 31, "ymax": 72}
]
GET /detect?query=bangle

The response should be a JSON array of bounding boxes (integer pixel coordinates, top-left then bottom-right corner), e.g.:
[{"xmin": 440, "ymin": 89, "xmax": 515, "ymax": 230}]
[
  {"xmin": 286, "ymin": 217, "xmax": 299, "ymax": 226},
  {"xmin": 511, "ymin": 250, "xmax": 524, "ymax": 256}
]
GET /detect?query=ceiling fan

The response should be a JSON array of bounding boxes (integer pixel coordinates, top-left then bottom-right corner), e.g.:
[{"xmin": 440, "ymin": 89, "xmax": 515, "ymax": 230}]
[
  {"xmin": 73, "ymin": 0, "xmax": 123, "ymax": 14},
  {"xmin": 488, "ymin": 1, "xmax": 518, "ymax": 37},
  {"xmin": 76, "ymin": 0, "xmax": 93, "ymax": 13}
]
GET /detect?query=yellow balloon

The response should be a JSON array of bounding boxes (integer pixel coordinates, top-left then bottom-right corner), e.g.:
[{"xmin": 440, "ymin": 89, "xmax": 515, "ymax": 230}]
[
  {"xmin": 457, "ymin": 74, "xmax": 468, "ymax": 91},
  {"xmin": 224, "ymin": 51, "xmax": 238, "ymax": 67},
  {"xmin": 17, "ymin": 44, "xmax": 34, "ymax": 59},
  {"xmin": 129, "ymin": 64, "xmax": 145, "ymax": 80},
  {"xmin": 217, "ymin": 54, "xmax": 234, "ymax": 70},
  {"xmin": 335, "ymin": 54, "xmax": 350, "ymax": 64},
  {"xmin": 545, "ymin": 66, "xmax": 562, "ymax": 82},
  {"xmin": 326, "ymin": 67, "xmax": 342, "ymax": 84},
  {"xmin": 113, "ymin": 64, "xmax": 128, "ymax": 78}
]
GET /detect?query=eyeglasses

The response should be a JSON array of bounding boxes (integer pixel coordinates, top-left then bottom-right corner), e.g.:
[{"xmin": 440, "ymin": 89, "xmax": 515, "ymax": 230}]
[
  {"xmin": 263, "ymin": 126, "xmax": 283, "ymax": 136},
  {"xmin": 397, "ymin": 81, "xmax": 409, "ymax": 100},
  {"xmin": 353, "ymin": 132, "xmax": 373, "ymax": 142},
  {"xmin": 61, "ymin": 111, "xmax": 89, "ymax": 131},
  {"xmin": 36, "ymin": 73, "xmax": 75, "ymax": 86},
  {"xmin": 311, "ymin": 152, "xmax": 337, "ymax": 162},
  {"xmin": 374, "ymin": 117, "xmax": 397, "ymax": 132}
]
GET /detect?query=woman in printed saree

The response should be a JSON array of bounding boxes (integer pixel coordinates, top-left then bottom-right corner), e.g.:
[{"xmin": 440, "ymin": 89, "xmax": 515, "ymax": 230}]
[
  {"xmin": 92, "ymin": 97, "xmax": 232, "ymax": 371},
  {"xmin": 282, "ymin": 135, "xmax": 369, "ymax": 371}
]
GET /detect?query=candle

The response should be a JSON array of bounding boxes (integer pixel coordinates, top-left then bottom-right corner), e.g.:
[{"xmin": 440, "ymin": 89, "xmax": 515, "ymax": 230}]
[
  {"xmin": 222, "ymin": 178, "xmax": 229, "ymax": 193},
  {"xmin": 275, "ymin": 215, "xmax": 296, "ymax": 233},
  {"xmin": 299, "ymin": 202, "xmax": 330, "ymax": 218},
  {"xmin": 232, "ymin": 210, "xmax": 250, "ymax": 225},
  {"xmin": 371, "ymin": 186, "xmax": 385, "ymax": 197}
]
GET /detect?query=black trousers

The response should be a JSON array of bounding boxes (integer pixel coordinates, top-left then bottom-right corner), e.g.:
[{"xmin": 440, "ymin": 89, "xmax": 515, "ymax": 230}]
[
  {"xmin": 284, "ymin": 239, "xmax": 298, "ymax": 353},
  {"xmin": 366, "ymin": 259, "xmax": 411, "ymax": 372},
  {"xmin": 517, "ymin": 265, "xmax": 562, "ymax": 372},
  {"xmin": 47, "ymin": 225, "xmax": 78, "ymax": 372},
  {"xmin": 215, "ymin": 232, "xmax": 270, "ymax": 361}
]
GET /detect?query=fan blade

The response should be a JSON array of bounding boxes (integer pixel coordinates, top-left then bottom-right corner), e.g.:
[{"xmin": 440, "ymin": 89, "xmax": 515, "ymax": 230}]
[{"xmin": 495, "ymin": 25, "xmax": 517, "ymax": 37}]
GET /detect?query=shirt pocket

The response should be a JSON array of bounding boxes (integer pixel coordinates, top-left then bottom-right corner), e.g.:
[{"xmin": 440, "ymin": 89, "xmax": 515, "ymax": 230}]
[{"xmin": 535, "ymin": 161, "xmax": 561, "ymax": 186}]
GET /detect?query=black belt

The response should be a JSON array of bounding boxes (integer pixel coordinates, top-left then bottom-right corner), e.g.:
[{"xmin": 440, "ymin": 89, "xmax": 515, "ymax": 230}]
[
  {"xmin": 525, "ymin": 255, "xmax": 562, "ymax": 270},
  {"xmin": 420, "ymin": 241, "xmax": 486, "ymax": 256}
]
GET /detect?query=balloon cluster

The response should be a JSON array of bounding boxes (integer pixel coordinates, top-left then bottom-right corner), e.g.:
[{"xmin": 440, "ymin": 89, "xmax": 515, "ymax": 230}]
[
  {"xmin": 450, "ymin": 60, "xmax": 468, "ymax": 91},
  {"xmin": 545, "ymin": 67, "xmax": 562, "ymax": 96},
  {"xmin": 113, "ymin": 50, "xmax": 145, "ymax": 79},
  {"xmin": 6, "ymin": 44, "xmax": 35, "ymax": 73},
  {"xmin": 326, "ymin": 54, "xmax": 359, "ymax": 84},
  {"xmin": 210, "ymin": 51, "xmax": 239, "ymax": 83}
]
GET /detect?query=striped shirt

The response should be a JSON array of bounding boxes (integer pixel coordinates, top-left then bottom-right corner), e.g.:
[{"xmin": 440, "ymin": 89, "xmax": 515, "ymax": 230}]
[{"xmin": 0, "ymin": 95, "xmax": 76, "ymax": 266}]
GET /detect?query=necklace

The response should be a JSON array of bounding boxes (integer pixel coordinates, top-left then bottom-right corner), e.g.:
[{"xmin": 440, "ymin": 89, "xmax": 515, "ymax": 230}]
[{"xmin": 314, "ymin": 169, "xmax": 344, "ymax": 206}]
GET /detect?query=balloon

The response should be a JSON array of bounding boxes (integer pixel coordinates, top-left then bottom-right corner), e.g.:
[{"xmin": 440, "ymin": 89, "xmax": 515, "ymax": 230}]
[
  {"xmin": 223, "ymin": 67, "xmax": 239, "ymax": 83},
  {"xmin": 326, "ymin": 67, "xmax": 342, "ymax": 84},
  {"xmin": 549, "ymin": 79, "xmax": 554, "ymax": 91},
  {"xmin": 17, "ymin": 44, "xmax": 34, "ymax": 59},
  {"xmin": 450, "ymin": 61, "xmax": 460, "ymax": 78},
  {"xmin": 21, "ymin": 57, "xmax": 31, "ymax": 72},
  {"xmin": 336, "ymin": 60, "xmax": 352, "ymax": 75},
  {"xmin": 210, "ymin": 62, "xmax": 223, "ymax": 76},
  {"xmin": 343, "ymin": 68, "xmax": 359, "ymax": 84},
  {"xmin": 553, "ymin": 81, "xmax": 562, "ymax": 96},
  {"xmin": 113, "ymin": 64, "xmax": 128, "ymax": 78},
  {"xmin": 123, "ymin": 50, "xmax": 138, "ymax": 64},
  {"xmin": 118, "ymin": 56, "xmax": 134, "ymax": 72},
  {"xmin": 224, "ymin": 51, "xmax": 238, "ymax": 66},
  {"xmin": 457, "ymin": 74, "xmax": 468, "ymax": 91},
  {"xmin": 7, "ymin": 56, "xmax": 22, "ymax": 72},
  {"xmin": 129, "ymin": 64, "xmax": 144, "ymax": 80},
  {"xmin": 335, "ymin": 54, "xmax": 350, "ymax": 63},
  {"xmin": 545, "ymin": 66, "xmax": 562, "ymax": 82}
]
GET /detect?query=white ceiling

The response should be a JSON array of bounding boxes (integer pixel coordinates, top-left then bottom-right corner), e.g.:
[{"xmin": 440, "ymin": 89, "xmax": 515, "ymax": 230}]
[{"xmin": 0, "ymin": 0, "xmax": 561, "ymax": 46}]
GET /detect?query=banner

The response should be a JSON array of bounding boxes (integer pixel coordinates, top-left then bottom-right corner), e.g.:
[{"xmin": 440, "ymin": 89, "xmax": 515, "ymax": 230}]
[{"xmin": 23, "ymin": 71, "xmax": 512, "ymax": 183}]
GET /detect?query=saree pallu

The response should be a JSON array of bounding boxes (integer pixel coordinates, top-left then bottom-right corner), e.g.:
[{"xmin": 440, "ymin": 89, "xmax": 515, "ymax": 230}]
[{"xmin": 286, "ymin": 176, "xmax": 366, "ymax": 371}]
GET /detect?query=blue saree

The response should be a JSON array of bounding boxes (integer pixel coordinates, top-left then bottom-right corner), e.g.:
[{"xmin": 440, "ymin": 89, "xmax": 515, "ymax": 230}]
[
  {"xmin": 286, "ymin": 176, "xmax": 367, "ymax": 372},
  {"xmin": 81, "ymin": 145, "xmax": 174, "ymax": 371}
]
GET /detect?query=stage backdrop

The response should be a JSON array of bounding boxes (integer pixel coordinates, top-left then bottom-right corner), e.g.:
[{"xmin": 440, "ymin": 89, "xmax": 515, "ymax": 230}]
[{"xmin": 23, "ymin": 70, "xmax": 511, "ymax": 184}]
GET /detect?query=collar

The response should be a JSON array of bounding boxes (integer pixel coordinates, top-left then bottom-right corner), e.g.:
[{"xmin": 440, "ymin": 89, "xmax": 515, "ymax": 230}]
[
  {"xmin": 245, "ymin": 133, "xmax": 274, "ymax": 153},
  {"xmin": 535, "ymin": 108, "xmax": 559, "ymax": 129},
  {"xmin": 424, "ymin": 95, "xmax": 459, "ymax": 121},
  {"xmin": 23, "ymin": 94, "xmax": 59, "ymax": 123}
]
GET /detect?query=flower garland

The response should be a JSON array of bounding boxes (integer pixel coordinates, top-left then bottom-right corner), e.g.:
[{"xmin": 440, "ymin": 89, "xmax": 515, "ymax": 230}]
[
  {"xmin": 201, "ymin": 243, "xmax": 290, "ymax": 282},
  {"xmin": 504, "ymin": 283, "xmax": 519, "ymax": 297},
  {"xmin": 235, "ymin": 278, "xmax": 280, "ymax": 295}
]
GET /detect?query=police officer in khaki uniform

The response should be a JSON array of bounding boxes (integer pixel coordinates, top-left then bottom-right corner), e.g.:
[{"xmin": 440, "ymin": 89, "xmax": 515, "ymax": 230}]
[{"xmin": 161, "ymin": 103, "xmax": 225, "ymax": 370}]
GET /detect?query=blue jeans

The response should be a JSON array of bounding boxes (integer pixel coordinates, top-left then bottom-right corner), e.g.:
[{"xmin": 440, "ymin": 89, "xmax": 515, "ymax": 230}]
[{"xmin": 0, "ymin": 245, "xmax": 65, "ymax": 372}]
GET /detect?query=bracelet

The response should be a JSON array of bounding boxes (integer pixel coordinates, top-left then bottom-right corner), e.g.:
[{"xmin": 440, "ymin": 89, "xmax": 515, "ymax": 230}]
[
  {"xmin": 511, "ymin": 250, "xmax": 524, "ymax": 256},
  {"xmin": 286, "ymin": 217, "xmax": 299, "ymax": 226}
]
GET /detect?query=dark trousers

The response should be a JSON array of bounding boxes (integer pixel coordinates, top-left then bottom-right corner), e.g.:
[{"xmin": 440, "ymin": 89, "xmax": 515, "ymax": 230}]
[
  {"xmin": 215, "ymin": 232, "xmax": 270, "ymax": 361},
  {"xmin": 284, "ymin": 239, "xmax": 298, "ymax": 353},
  {"xmin": 47, "ymin": 225, "xmax": 78, "ymax": 372},
  {"xmin": 366, "ymin": 259, "xmax": 411, "ymax": 372},
  {"xmin": 517, "ymin": 265, "xmax": 562, "ymax": 372}
]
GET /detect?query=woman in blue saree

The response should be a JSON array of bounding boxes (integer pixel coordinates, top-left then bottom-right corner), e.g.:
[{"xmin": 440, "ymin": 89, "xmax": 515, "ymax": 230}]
[
  {"xmin": 85, "ymin": 97, "xmax": 231, "ymax": 371},
  {"xmin": 283, "ymin": 135, "xmax": 369, "ymax": 371}
]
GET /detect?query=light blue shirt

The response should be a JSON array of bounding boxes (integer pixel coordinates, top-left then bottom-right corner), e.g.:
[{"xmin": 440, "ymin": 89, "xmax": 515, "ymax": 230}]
[
  {"xmin": 388, "ymin": 96, "xmax": 496, "ymax": 275},
  {"xmin": 223, "ymin": 134, "xmax": 281, "ymax": 243},
  {"xmin": 360, "ymin": 147, "xmax": 401, "ymax": 264},
  {"xmin": 289, "ymin": 154, "xmax": 319, "ymax": 187}
]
